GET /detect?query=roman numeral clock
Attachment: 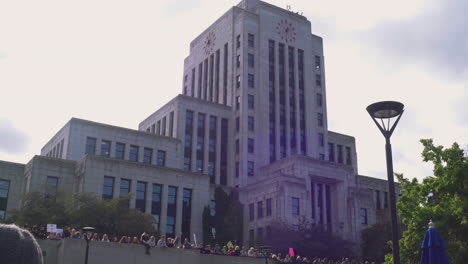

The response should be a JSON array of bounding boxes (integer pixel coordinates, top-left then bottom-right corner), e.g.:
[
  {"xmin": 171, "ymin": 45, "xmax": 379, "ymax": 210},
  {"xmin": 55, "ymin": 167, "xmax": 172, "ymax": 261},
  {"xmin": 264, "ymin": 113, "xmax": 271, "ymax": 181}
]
[
  {"xmin": 204, "ymin": 32, "xmax": 216, "ymax": 55},
  {"xmin": 277, "ymin": 19, "xmax": 296, "ymax": 43}
]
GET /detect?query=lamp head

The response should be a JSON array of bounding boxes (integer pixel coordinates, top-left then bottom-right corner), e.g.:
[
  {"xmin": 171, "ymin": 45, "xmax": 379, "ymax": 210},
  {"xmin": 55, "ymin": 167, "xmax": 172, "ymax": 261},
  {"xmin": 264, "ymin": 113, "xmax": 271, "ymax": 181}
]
[{"xmin": 366, "ymin": 101, "xmax": 404, "ymax": 119}]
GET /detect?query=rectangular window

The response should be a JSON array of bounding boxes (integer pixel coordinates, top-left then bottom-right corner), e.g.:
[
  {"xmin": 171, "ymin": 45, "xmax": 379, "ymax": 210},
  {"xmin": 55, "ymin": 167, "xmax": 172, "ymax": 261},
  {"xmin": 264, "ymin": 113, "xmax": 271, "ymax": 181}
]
[
  {"xmin": 318, "ymin": 113, "xmax": 324, "ymax": 127},
  {"xmin": 317, "ymin": 184, "xmax": 323, "ymax": 224},
  {"xmin": 235, "ymin": 162, "xmax": 239, "ymax": 178},
  {"xmin": 248, "ymin": 53, "xmax": 254, "ymax": 67},
  {"xmin": 102, "ymin": 176, "xmax": 114, "ymax": 199},
  {"xmin": 220, "ymin": 119, "xmax": 228, "ymax": 185},
  {"xmin": 317, "ymin": 93, "xmax": 323, "ymax": 106},
  {"xmin": 156, "ymin": 120, "xmax": 161, "ymax": 135},
  {"xmin": 257, "ymin": 201, "xmax": 263, "ymax": 219},
  {"xmin": 249, "ymin": 229, "xmax": 254, "ymax": 242},
  {"xmin": 208, "ymin": 116, "xmax": 217, "ymax": 184},
  {"xmin": 143, "ymin": 148, "xmax": 153, "ymax": 164},
  {"xmin": 118, "ymin": 179, "xmax": 131, "ymax": 199},
  {"xmin": 292, "ymin": 197, "xmax": 300, "ymax": 215},
  {"xmin": 249, "ymin": 203, "xmax": 254, "ymax": 221},
  {"xmin": 152, "ymin": 184, "xmax": 162, "ymax": 230},
  {"xmin": 182, "ymin": 188, "xmax": 192, "ymax": 241},
  {"xmin": 248, "ymin": 33, "xmax": 254, "ymax": 47},
  {"xmin": 100, "ymin": 140, "xmax": 111, "ymax": 157},
  {"xmin": 337, "ymin": 145, "xmax": 343, "ymax": 164},
  {"xmin": 346, "ymin": 147, "xmax": 352, "ymax": 165},
  {"xmin": 210, "ymin": 200, "xmax": 216, "ymax": 216},
  {"xmin": 315, "ymin": 55, "xmax": 321, "ymax": 68},
  {"xmin": 85, "ymin": 137, "xmax": 96, "ymax": 155},
  {"xmin": 129, "ymin": 145, "xmax": 139, "ymax": 162},
  {"xmin": 167, "ymin": 186, "xmax": 178, "ymax": 238},
  {"xmin": 209, "ymin": 54, "xmax": 214, "ymax": 101},
  {"xmin": 319, "ymin": 153, "xmax": 325, "ymax": 160},
  {"xmin": 360, "ymin": 208, "xmax": 368, "ymax": 224},
  {"xmin": 318, "ymin": 133, "xmax": 324, "ymax": 147},
  {"xmin": 257, "ymin": 228, "xmax": 264, "ymax": 240},
  {"xmin": 169, "ymin": 111, "xmax": 174, "ymax": 137},
  {"xmin": 326, "ymin": 185, "xmax": 332, "ymax": 228},
  {"xmin": 248, "ymin": 74, "xmax": 254, "ymax": 88},
  {"xmin": 115, "ymin": 143, "xmax": 125, "ymax": 159},
  {"xmin": 235, "ymin": 139, "xmax": 239, "ymax": 154},
  {"xmin": 203, "ymin": 59, "xmax": 208, "ymax": 100},
  {"xmin": 236, "ymin": 117, "xmax": 240, "ymax": 132},
  {"xmin": 375, "ymin": 190, "xmax": 381, "ymax": 210},
  {"xmin": 215, "ymin": 50, "xmax": 220, "ymax": 102},
  {"xmin": 161, "ymin": 117, "xmax": 167, "ymax": 136},
  {"xmin": 236, "ymin": 75, "xmax": 241, "ymax": 88},
  {"xmin": 269, "ymin": 40, "xmax": 277, "ymax": 162},
  {"xmin": 247, "ymin": 161, "xmax": 254, "ymax": 176},
  {"xmin": 45, "ymin": 176, "xmax": 59, "ymax": 198},
  {"xmin": 136, "ymin": 181, "xmax": 147, "ymax": 212},
  {"xmin": 384, "ymin": 191, "xmax": 389, "ymax": 208},
  {"xmin": 0, "ymin": 180, "xmax": 10, "ymax": 220},
  {"xmin": 236, "ymin": 34, "xmax": 241, "ymax": 48},
  {"xmin": 248, "ymin": 116, "xmax": 254, "ymax": 131},
  {"xmin": 223, "ymin": 43, "xmax": 228, "ymax": 105},
  {"xmin": 184, "ymin": 110, "xmax": 194, "ymax": 171},
  {"xmin": 191, "ymin": 68, "xmax": 196, "ymax": 97},
  {"xmin": 248, "ymin": 138, "xmax": 254, "ymax": 153},
  {"xmin": 198, "ymin": 63, "xmax": 203, "ymax": 98},
  {"xmin": 266, "ymin": 198, "xmax": 272, "ymax": 216},
  {"xmin": 316, "ymin": 74, "xmax": 322, "ymax": 87},
  {"xmin": 236, "ymin": 55, "xmax": 240, "ymax": 68},
  {"xmin": 236, "ymin": 96, "xmax": 240, "ymax": 110},
  {"xmin": 328, "ymin": 143, "xmax": 335, "ymax": 162},
  {"xmin": 248, "ymin": 95, "xmax": 254, "ymax": 110},
  {"xmin": 196, "ymin": 113, "xmax": 205, "ymax": 173},
  {"xmin": 157, "ymin": 150, "xmax": 166, "ymax": 166}
]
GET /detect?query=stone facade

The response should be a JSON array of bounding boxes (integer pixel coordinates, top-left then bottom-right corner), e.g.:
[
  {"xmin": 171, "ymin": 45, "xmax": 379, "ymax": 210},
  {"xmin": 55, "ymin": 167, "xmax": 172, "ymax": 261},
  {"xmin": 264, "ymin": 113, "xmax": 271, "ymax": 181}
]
[{"xmin": 0, "ymin": 0, "xmax": 401, "ymax": 252}]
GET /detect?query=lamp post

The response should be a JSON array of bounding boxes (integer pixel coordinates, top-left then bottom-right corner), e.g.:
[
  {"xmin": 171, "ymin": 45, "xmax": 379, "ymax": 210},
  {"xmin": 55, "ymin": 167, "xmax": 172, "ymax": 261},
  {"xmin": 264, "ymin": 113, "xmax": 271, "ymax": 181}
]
[
  {"xmin": 82, "ymin": 226, "xmax": 95, "ymax": 264},
  {"xmin": 366, "ymin": 101, "xmax": 404, "ymax": 264},
  {"xmin": 260, "ymin": 245, "xmax": 272, "ymax": 264}
]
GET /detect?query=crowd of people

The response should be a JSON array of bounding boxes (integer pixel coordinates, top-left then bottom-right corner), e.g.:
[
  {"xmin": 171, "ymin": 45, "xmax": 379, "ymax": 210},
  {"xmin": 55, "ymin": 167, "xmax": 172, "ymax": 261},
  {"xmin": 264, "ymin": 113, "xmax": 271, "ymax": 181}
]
[{"xmin": 22, "ymin": 225, "xmax": 380, "ymax": 263}]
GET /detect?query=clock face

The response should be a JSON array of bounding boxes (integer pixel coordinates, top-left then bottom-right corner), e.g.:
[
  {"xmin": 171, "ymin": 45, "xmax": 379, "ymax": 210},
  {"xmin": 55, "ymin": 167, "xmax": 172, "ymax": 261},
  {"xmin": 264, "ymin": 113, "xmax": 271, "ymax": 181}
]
[
  {"xmin": 276, "ymin": 19, "xmax": 296, "ymax": 43},
  {"xmin": 203, "ymin": 32, "xmax": 216, "ymax": 55}
]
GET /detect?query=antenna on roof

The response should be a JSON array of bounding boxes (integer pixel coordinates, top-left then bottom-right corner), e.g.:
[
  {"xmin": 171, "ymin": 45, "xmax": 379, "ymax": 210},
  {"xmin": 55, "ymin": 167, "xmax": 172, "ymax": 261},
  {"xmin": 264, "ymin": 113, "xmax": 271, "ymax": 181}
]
[{"xmin": 286, "ymin": 5, "xmax": 291, "ymax": 11}]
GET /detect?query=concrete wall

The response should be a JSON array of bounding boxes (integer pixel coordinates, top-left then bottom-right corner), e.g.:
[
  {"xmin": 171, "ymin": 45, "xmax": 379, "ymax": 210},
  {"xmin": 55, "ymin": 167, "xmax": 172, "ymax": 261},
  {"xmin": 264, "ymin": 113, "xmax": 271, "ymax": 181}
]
[
  {"xmin": 0, "ymin": 161, "xmax": 25, "ymax": 219},
  {"xmin": 38, "ymin": 239, "xmax": 264, "ymax": 264}
]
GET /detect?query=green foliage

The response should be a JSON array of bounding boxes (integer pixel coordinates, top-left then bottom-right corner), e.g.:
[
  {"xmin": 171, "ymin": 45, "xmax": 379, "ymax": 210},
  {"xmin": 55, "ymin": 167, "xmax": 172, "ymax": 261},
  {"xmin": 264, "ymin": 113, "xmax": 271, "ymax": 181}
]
[
  {"xmin": 268, "ymin": 218, "xmax": 354, "ymax": 259},
  {"xmin": 202, "ymin": 187, "xmax": 243, "ymax": 246},
  {"xmin": 12, "ymin": 192, "xmax": 156, "ymax": 237},
  {"xmin": 361, "ymin": 223, "xmax": 392, "ymax": 262},
  {"xmin": 387, "ymin": 139, "xmax": 468, "ymax": 263}
]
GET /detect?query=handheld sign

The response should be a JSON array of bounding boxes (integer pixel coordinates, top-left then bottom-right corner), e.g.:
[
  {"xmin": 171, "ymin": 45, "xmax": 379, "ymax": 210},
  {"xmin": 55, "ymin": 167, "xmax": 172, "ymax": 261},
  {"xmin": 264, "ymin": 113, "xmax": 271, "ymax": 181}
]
[{"xmin": 289, "ymin": 248, "xmax": 295, "ymax": 257}]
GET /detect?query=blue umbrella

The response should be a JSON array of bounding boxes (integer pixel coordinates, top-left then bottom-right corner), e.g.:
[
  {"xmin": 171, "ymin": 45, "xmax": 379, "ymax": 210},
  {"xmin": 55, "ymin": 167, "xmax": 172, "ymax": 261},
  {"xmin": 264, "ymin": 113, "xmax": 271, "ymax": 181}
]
[{"xmin": 421, "ymin": 220, "xmax": 450, "ymax": 264}]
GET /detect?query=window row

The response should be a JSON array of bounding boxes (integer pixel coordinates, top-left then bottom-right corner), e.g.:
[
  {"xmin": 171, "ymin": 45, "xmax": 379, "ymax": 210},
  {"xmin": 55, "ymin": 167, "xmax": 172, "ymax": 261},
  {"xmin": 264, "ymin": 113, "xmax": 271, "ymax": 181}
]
[
  {"xmin": 0, "ymin": 179, "xmax": 10, "ymax": 220},
  {"xmin": 374, "ymin": 190, "xmax": 389, "ymax": 210},
  {"xmin": 45, "ymin": 138, "xmax": 65, "ymax": 159},
  {"xmin": 237, "ymin": 33, "xmax": 255, "ymax": 49},
  {"xmin": 326, "ymin": 142, "xmax": 352, "ymax": 165},
  {"xmin": 145, "ymin": 111, "xmax": 175, "ymax": 138},
  {"xmin": 85, "ymin": 137, "xmax": 166, "ymax": 166},
  {"xmin": 101, "ymin": 177, "xmax": 193, "ymax": 239},
  {"xmin": 248, "ymin": 198, "xmax": 273, "ymax": 221}
]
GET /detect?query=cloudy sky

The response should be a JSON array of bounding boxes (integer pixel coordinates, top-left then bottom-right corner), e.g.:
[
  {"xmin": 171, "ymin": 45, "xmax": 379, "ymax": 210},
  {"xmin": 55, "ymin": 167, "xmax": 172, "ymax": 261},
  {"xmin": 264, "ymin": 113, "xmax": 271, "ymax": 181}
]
[{"xmin": 0, "ymin": 0, "xmax": 466, "ymax": 181}]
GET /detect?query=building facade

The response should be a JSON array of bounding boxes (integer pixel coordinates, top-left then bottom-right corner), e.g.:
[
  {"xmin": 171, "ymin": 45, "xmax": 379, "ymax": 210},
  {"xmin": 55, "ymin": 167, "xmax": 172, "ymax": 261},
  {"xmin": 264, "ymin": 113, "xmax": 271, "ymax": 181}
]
[{"xmin": 0, "ymin": 0, "xmax": 399, "ymax": 250}]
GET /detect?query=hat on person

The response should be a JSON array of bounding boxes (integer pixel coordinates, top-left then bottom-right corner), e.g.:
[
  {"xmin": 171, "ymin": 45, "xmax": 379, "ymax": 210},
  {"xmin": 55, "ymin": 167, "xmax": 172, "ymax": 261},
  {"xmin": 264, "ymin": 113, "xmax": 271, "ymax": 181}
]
[{"xmin": 0, "ymin": 224, "xmax": 43, "ymax": 264}]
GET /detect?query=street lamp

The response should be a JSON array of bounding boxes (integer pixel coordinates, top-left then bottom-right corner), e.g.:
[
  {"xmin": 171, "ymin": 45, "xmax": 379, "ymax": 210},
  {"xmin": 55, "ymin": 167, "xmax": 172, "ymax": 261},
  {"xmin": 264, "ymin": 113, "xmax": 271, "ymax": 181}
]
[
  {"xmin": 82, "ymin": 226, "xmax": 95, "ymax": 264},
  {"xmin": 366, "ymin": 101, "xmax": 404, "ymax": 264}
]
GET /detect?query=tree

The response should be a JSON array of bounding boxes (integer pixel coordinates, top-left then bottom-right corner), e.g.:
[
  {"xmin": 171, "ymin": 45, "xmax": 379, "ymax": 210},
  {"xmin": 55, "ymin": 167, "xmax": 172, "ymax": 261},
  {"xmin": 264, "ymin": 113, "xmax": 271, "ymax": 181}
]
[
  {"xmin": 202, "ymin": 187, "xmax": 243, "ymax": 246},
  {"xmin": 388, "ymin": 139, "xmax": 468, "ymax": 263},
  {"xmin": 361, "ymin": 223, "xmax": 392, "ymax": 262},
  {"xmin": 267, "ymin": 218, "xmax": 354, "ymax": 259},
  {"xmin": 12, "ymin": 192, "xmax": 156, "ymax": 237}
]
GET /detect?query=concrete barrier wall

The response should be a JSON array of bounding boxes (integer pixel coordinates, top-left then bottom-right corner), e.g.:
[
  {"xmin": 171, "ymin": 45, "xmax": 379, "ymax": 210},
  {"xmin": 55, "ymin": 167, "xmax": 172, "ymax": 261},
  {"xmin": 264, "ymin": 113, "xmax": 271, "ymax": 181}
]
[{"xmin": 38, "ymin": 239, "xmax": 265, "ymax": 264}]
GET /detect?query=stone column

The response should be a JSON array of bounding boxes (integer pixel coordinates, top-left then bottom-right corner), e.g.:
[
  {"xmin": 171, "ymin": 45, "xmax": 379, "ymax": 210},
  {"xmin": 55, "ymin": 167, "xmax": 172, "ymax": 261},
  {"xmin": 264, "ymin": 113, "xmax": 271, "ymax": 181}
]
[
  {"xmin": 160, "ymin": 184, "xmax": 168, "ymax": 235},
  {"xmin": 175, "ymin": 186, "xmax": 184, "ymax": 238}
]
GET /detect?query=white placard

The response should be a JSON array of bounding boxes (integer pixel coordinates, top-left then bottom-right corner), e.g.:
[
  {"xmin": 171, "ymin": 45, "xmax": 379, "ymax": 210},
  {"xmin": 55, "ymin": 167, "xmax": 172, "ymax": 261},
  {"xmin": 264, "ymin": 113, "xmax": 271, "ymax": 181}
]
[{"xmin": 47, "ymin": 224, "xmax": 57, "ymax": 233}]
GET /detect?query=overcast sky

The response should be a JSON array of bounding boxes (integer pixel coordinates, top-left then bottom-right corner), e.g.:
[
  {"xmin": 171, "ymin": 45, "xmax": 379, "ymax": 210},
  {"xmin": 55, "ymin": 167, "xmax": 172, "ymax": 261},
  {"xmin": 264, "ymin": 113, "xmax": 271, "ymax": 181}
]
[{"xmin": 1, "ymin": 0, "xmax": 466, "ymax": 181}]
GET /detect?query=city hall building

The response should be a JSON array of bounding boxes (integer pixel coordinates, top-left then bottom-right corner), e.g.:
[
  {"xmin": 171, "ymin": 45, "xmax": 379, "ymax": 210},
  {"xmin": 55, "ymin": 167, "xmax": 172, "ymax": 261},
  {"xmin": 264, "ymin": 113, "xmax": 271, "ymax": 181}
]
[{"xmin": 0, "ymin": 0, "xmax": 398, "ymax": 248}]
